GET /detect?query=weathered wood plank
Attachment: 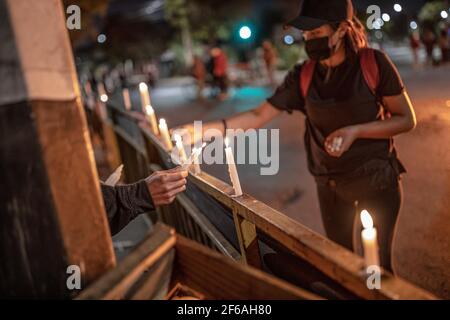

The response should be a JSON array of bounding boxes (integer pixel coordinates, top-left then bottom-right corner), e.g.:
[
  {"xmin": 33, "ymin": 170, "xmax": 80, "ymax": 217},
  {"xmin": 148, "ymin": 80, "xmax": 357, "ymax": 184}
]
[
  {"xmin": 0, "ymin": 0, "xmax": 115, "ymax": 298},
  {"xmin": 174, "ymin": 235, "xmax": 321, "ymax": 300},
  {"xmin": 188, "ymin": 171, "xmax": 437, "ymax": 300},
  {"xmin": 77, "ymin": 223, "xmax": 176, "ymax": 300}
]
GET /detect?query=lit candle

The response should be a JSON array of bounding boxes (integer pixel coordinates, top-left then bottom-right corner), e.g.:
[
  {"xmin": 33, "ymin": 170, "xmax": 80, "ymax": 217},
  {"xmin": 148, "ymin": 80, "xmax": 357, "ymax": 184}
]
[
  {"xmin": 159, "ymin": 118, "xmax": 173, "ymax": 150},
  {"xmin": 224, "ymin": 137, "xmax": 243, "ymax": 197},
  {"xmin": 174, "ymin": 134, "xmax": 187, "ymax": 163},
  {"xmin": 98, "ymin": 93, "xmax": 108, "ymax": 120},
  {"xmin": 360, "ymin": 210, "xmax": 380, "ymax": 268},
  {"xmin": 84, "ymin": 81, "xmax": 92, "ymax": 96},
  {"xmin": 192, "ymin": 149, "xmax": 202, "ymax": 175},
  {"xmin": 182, "ymin": 143, "xmax": 206, "ymax": 171},
  {"xmin": 145, "ymin": 105, "xmax": 159, "ymax": 135},
  {"xmin": 97, "ymin": 82, "xmax": 106, "ymax": 97},
  {"xmin": 122, "ymin": 88, "xmax": 132, "ymax": 111},
  {"xmin": 139, "ymin": 82, "xmax": 150, "ymax": 113}
]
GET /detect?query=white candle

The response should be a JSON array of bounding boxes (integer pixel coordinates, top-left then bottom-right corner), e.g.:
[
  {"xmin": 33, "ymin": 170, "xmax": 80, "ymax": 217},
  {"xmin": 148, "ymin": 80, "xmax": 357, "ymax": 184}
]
[
  {"xmin": 84, "ymin": 81, "xmax": 92, "ymax": 95},
  {"xmin": 159, "ymin": 118, "xmax": 173, "ymax": 150},
  {"xmin": 174, "ymin": 134, "xmax": 188, "ymax": 163},
  {"xmin": 145, "ymin": 105, "xmax": 159, "ymax": 135},
  {"xmin": 139, "ymin": 82, "xmax": 150, "ymax": 113},
  {"xmin": 360, "ymin": 210, "xmax": 380, "ymax": 268},
  {"xmin": 224, "ymin": 137, "xmax": 243, "ymax": 197},
  {"xmin": 122, "ymin": 88, "xmax": 132, "ymax": 111},
  {"xmin": 192, "ymin": 148, "xmax": 202, "ymax": 175},
  {"xmin": 97, "ymin": 82, "xmax": 106, "ymax": 97},
  {"xmin": 98, "ymin": 94, "xmax": 108, "ymax": 120},
  {"xmin": 182, "ymin": 143, "xmax": 206, "ymax": 169}
]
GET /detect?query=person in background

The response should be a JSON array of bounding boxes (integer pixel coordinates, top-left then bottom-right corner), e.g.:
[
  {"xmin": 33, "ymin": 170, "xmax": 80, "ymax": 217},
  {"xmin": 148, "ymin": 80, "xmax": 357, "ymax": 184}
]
[
  {"xmin": 422, "ymin": 29, "xmax": 436, "ymax": 66},
  {"xmin": 262, "ymin": 40, "xmax": 278, "ymax": 87},
  {"xmin": 409, "ymin": 31, "xmax": 421, "ymax": 67},
  {"xmin": 192, "ymin": 55, "xmax": 206, "ymax": 100},
  {"xmin": 177, "ymin": 0, "xmax": 417, "ymax": 272},
  {"xmin": 438, "ymin": 28, "xmax": 450, "ymax": 63},
  {"xmin": 210, "ymin": 47, "xmax": 229, "ymax": 101},
  {"xmin": 102, "ymin": 167, "xmax": 188, "ymax": 235}
]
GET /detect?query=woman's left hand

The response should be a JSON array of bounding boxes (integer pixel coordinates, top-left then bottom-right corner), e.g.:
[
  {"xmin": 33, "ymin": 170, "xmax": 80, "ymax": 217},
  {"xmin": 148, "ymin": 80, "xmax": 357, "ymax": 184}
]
[{"xmin": 324, "ymin": 126, "xmax": 360, "ymax": 158}]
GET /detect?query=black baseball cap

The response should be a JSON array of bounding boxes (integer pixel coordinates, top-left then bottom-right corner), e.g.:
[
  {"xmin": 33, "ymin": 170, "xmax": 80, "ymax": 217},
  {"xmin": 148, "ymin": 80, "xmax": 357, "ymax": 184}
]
[{"xmin": 286, "ymin": 0, "xmax": 354, "ymax": 31}]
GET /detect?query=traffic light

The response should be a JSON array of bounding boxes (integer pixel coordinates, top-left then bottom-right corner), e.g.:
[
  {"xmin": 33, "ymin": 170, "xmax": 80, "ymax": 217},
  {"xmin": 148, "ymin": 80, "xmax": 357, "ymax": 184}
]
[{"xmin": 239, "ymin": 25, "xmax": 252, "ymax": 40}]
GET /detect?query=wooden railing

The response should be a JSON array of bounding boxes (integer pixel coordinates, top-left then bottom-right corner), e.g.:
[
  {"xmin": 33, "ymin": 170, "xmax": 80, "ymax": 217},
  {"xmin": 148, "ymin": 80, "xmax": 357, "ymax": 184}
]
[{"xmin": 98, "ymin": 98, "xmax": 437, "ymax": 300}]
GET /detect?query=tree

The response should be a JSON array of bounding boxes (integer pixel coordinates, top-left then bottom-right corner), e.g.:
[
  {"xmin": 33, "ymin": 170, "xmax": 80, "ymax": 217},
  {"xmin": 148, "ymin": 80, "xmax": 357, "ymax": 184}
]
[
  {"xmin": 165, "ymin": 0, "xmax": 194, "ymax": 67},
  {"xmin": 63, "ymin": 0, "xmax": 110, "ymax": 48},
  {"xmin": 418, "ymin": 0, "xmax": 449, "ymax": 30},
  {"xmin": 165, "ymin": 0, "xmax": 252, "ymax": 50}
]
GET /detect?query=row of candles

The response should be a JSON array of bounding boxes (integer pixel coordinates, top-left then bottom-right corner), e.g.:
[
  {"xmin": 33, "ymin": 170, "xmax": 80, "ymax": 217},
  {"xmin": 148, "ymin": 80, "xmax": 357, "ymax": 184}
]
[
  {"xmin": 138, "ymin": 82, "xmax": 243, "ymax": 197},
  {"xmin": 99, "ymin": 81, "xmax": 380, "ymax": 271}
]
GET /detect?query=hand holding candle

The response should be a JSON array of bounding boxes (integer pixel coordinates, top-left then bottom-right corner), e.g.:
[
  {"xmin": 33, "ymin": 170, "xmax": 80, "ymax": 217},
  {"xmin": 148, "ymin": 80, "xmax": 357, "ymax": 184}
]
[
  {"xmin": 225, "ymin": 137, "xmax": 243, "ymax": 197},
  {"xmin": 360, "ymin": 210, "xmax": 380, "ymax": 269}
]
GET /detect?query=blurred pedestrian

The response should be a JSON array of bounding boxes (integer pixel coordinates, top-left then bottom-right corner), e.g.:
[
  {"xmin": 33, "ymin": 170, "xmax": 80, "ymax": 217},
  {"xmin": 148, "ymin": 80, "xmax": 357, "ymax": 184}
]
[
  {"xmin": 409, "ymin": 31, "xmax": 421, "ymax": 67},
  {"xmin": 422, "ymin": 29, "xmax": 436, "ymax": 66},
  {"xmin": 438, "ymin": 28, "xmax": 450, "ymax": 63},
  {"xmin": 262, "ymin": 40, "xmax": 278, "ymax": 87},
  {"xmin": 177, "ymin": 0, "xmax": 417, "ymax": 272},
  {"xmin": 192, "ymin": 55, "xmax": 206, "ymax": 100},
  {"xmin": 210, "ymin": 47, "xmax": 229, "ymax": 101}
]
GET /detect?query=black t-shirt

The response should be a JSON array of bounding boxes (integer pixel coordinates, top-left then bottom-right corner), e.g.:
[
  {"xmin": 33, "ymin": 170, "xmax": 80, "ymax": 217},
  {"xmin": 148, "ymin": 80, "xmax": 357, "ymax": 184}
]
[
  {"xmin": 267, "ymin": 49, "xmax": 404, "ymax": 114},
  {"xmin": 267, "ymin": 49, "xmax": 406, "ymax": 179}
]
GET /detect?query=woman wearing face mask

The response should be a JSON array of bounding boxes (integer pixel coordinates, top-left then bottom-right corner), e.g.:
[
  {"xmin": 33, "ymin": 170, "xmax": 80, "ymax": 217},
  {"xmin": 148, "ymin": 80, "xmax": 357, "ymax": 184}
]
[{"xmin": 177, "ymin": 0, "xmax": 416, "ymax": 272}]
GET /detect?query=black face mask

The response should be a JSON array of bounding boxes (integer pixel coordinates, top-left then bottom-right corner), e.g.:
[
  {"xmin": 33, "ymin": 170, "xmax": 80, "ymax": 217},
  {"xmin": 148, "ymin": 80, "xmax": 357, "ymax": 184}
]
[{"xmin": 305, "ymin": 36, "xmax": 332, "ymax": 61}]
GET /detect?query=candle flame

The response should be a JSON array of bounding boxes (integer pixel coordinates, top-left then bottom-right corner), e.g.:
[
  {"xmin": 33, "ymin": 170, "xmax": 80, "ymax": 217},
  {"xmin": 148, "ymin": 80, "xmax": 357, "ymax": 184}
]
[
  {"xmin": 145, "ymin": 105, "xmax": 154, "ymax": 115},
  {"xmin": 139, "ymin": 82, "xmax": 148, "ymax": 91},
  {"xmin": 360, "ymin": 210, "xmax": 373, "ymax": 229}
]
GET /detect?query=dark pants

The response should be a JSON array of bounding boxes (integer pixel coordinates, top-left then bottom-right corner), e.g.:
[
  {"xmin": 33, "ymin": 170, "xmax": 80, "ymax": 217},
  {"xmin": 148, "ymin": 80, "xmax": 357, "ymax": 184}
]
[
  {"xmin": 213, "ymin": 76, "xmax": 228, "ymax": 94},
  {"xmin": 316, "ymin": 170, "xmax": 403, "ymax": 272}
]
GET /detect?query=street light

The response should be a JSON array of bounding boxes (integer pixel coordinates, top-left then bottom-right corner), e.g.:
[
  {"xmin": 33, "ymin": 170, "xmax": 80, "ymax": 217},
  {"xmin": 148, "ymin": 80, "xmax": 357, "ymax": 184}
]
[
  {"xmin": 394, "ymin": 4, "xmax": 402, "ymax": 13},
  {"xmin": 372, "ymin": 18, "xmax": 384, "ymax": 30},
  {"xmin": 97, "ymin": 34, "xmax": 107, "ymax": 44},
  {"xmin": 410, "ymin": 21, "xmax": 418, "ymax": 30},
  {"xmin": 284, "ymin": 35, "xmax": 294, "ymax": 45},
  {"xmin": 239, "ymin": 26, "xmax": 252, "ymax": 40}
]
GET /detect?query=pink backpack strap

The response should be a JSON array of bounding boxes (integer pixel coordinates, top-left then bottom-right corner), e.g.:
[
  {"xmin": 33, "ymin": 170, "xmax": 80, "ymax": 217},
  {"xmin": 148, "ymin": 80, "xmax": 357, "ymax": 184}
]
[
  {"xmin": 300, "ymin": 60, "xmax": 316, "ymax": 98},
  {"xmin": 359, "ymin": 48, "xmax": 380, "ymax": 96}
]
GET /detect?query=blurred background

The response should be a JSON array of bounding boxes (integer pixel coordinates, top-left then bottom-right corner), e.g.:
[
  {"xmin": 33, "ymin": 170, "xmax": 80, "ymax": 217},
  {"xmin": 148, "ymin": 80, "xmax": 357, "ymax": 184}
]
[{"xmin": 68, "ymin": 0, "xmax": 450, "ymax": 298}]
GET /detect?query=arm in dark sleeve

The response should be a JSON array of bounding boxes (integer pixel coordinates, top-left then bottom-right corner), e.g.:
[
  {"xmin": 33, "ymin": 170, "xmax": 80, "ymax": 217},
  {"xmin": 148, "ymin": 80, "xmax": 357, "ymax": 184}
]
[
  {"xmin": 374, "ymin": 50, "xmax": 405, "ymax": 97},
  {"xmin": 267, "ymin": 63, "xmax": 306, "ymax": 114},
  {"xmin": 101, "ymin": 180, "xmax": 155, "ymax": 235}
]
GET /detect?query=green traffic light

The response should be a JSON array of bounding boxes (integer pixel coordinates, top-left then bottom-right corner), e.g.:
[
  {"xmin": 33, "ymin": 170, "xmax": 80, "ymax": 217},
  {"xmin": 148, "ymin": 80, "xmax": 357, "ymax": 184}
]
[{"xmin": 239, "ymin": 26, "xmax": 252, "ymax": 40}]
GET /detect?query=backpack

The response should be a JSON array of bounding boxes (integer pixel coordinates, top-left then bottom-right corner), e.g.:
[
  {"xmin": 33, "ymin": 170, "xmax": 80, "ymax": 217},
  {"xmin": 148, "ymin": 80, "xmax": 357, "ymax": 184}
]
[{"xmin": 300, "ymin": 48, "xmax": 380, "ymax": 99}]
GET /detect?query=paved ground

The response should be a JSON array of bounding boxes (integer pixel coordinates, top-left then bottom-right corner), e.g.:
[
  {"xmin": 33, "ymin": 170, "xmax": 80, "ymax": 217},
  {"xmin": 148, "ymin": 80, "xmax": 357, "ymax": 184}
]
[{"xmin": 130, "ymin": 58, "xmax": 450, "ymax": 297}]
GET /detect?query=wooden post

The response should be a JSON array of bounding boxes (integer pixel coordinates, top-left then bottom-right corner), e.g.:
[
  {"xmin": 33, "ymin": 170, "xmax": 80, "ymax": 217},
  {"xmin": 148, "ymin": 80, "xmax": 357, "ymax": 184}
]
[
  {"xmin": 0, "ymin": 0, "xmax": 115, "ymax": 298},
  {"xmin": 232, "ymin": 207, "xmax": 262, "ymax": 268}
]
